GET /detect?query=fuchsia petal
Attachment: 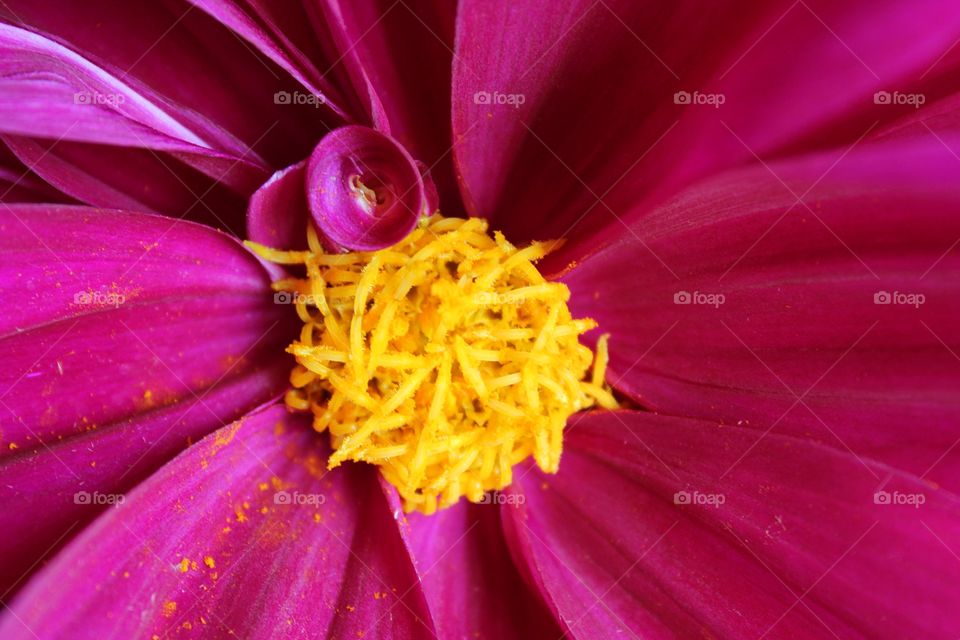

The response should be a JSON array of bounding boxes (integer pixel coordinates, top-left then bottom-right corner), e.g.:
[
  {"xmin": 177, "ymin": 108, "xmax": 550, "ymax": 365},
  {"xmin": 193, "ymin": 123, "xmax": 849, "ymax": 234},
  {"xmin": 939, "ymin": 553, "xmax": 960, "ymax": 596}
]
[
  {"xmin": 306, "ymin": 126, "xmax": 427, "ymax": 251},
  {"xmin": 0, "ymin": 140, "xmax": 68, "ymax": 203},
  {"xmin": 0, "ymin": 0, "xmax": 343, "ymax": 225},
  {"xmin": 503, "ymin": 410, "xmax": 960, "ymax": 639},
  {"xmin": 383, "ymin": 482, "xmax": 562, "ymax": 639},
  {"xmin": 0, "ymin": 19, "xmax": 269, "ymax": 228},
  {"xmin": 185, "ymin": 0, "xmax": 461, "ymax": 209},
  {"xmin": 0, "ymin": 205, "xmax": 293, "ymax": 594},
  {"xmin": 318, "ymin": 0, "xmax": 460, "ymax": 210},
  {"xmin": 0, "ymin": 0, "xmax": 332, "ymax": 169},
  {"xmin": 416, "ymin": 160, "xmax": 440, "ymax": 216},
  {"xmin": 246, "ymin": 160, "xmax": 309, "ymax": 250},
  {"xmin": 0, "ymin": 21, "xmax": 271, "ymax": 223},
  {"xmin": 246, "ymin": 155, "xmax": 441, "ymax": 254},
  {"xmin": 4, "ymin": 136, "xmax": 250, "ymax": 233},
  {"xmin": 871, "ymin": 91, "xmax": 960, "ymax": 143},
  {"xmin": 694, "ymin": 0, "xmax": 960, "ymax": 163},
  {"xmin": 563, "ymin": 128, "xmax": 960, "ymax": 491},
  {"xmin": 0, "ymin": 405, "xmax": 434, "ymax": 639},
  {"xmin": 186, "ymin": 0, "xmax": 357, "ymax": 122},
  {"xmin": 452, "ymin": 0, "xmax": 960, "ymax": 254},
  {"xmin": 0, "ymin": 23, "xmax": 256, "ymax": 161}
]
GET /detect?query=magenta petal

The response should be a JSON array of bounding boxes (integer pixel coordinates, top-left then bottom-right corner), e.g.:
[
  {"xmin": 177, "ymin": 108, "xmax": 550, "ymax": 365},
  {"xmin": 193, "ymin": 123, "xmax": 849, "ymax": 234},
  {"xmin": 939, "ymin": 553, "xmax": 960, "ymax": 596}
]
[
  {"xmin": 416, "ymin": 160, "xmax": 440, "ymax": 216},
  {"xmin": 0, "ymin": 140, "xmax": 68, "ymax": 203},
  {"xmin": 0, "ymin": 405, "xmax": 434, "ymax": 639},
  {"xmin": 0, "ymin": 21, "xmax": 275, "ymax": 194},
  {"xmin": 3, "ymin": 136, "xmax": 251, "ymax": 232},
  {"xmin": 306, "ymin": 126, "xmax": 425, "ymax": 251},
  {"xmin": 319, "ymin": 0, "xmax": 459, "ymax": 210},
  {"xmin": 246, "ymin": 160, "xmax": 309, "ymax": 250},
  {"xmin": 503, "ymin": 410, "xmax": 960, "ymax": 639},
  {"xmin": 1, "ymin": 0, "xmax": 333, "ymax": 168},
  {"xmin": 0, "ymin": 204, "xmax": 293, "ymax": 593},
  {"xmin": 384, "ymin": 483, "xmax": 561, "ymax": 639},
  {"xmin": 564, "ymin": 131, "xmax": 960, "ymax": 490},
  {"xmin": 0, "ymin": 18, "xmax": 281, "ymax": 224},
  {"xmin": 186, "ymin": 0, "xmax": 356, "ymax": 122},
  {"xmin": 452, "ymin": 0, "xmax": 960, "ymax": 251},
  {"xmin": 0, "ymin": 24, "xmax": 223, "ymax": 148}
]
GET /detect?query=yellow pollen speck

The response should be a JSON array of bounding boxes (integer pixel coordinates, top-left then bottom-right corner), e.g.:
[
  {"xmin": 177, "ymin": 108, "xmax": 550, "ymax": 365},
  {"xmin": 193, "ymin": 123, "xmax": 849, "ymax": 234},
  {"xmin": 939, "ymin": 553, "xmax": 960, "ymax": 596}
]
[
  {"xmin": 162, "ymin": 601, "xmax": 177, "ymax": 617},
  {"xmin": 248, "ymin": 215, "xmax": 616, "ymax": 514},
  {"xmin": 177, "ymin": 558, "xmax": 190, "ymax": 573},
  {"xmin": 204, "ymin": 556, "xmax": 215, "ymax": 569}
]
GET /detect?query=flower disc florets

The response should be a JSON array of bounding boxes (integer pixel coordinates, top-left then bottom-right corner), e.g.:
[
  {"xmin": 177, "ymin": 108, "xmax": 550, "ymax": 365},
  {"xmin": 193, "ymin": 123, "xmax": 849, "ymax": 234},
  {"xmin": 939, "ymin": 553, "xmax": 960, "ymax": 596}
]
[{"xmin": 250, "ymin": 215, "xmax": 615, "ymax": 514}]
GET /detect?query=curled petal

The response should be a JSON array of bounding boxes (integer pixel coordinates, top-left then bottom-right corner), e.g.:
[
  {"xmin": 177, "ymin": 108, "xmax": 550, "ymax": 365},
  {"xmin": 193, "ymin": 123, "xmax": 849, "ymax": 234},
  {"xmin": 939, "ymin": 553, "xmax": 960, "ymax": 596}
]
[
  {"xmin": 417, "ymin": 160, "xmax": 440, "ymax": 216},
  {"xmin": 246, "ymin": 160, "xmax": 309, "ymax": 250},
  {"xmin": 306, "ymin": 125, "xmax": 427, "ymax": 251}
]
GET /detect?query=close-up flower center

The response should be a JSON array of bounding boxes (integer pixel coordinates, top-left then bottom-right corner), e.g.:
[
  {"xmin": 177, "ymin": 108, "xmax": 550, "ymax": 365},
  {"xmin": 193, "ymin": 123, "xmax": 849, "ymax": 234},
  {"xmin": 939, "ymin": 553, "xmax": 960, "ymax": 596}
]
[
  {"xmin": 5, "ymin": 3, "xmax": 960, "ymax": 636},
  {"xmin": 250, "ymin": 215, "xmax": 616, "ymax": 514},
  {"xmin": 348, "ymin": 173, "xmax": 389, "ymax": 209}
]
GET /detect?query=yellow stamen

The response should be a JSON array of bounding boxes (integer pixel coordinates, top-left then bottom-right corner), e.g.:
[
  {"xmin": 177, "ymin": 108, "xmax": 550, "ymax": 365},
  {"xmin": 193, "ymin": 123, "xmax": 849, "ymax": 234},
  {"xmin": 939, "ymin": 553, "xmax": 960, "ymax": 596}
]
[{"xmin": 247, "ymin": 215, "xmax": 616, "ymax": 514}]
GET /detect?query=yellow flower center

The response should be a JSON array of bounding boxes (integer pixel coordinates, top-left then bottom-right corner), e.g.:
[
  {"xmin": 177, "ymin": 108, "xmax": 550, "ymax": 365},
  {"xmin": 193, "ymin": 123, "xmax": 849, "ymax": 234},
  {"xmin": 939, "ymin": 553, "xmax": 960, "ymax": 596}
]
[{"xmin": 248, "ymin": 215, "xmax": 615, "ymax": 514}]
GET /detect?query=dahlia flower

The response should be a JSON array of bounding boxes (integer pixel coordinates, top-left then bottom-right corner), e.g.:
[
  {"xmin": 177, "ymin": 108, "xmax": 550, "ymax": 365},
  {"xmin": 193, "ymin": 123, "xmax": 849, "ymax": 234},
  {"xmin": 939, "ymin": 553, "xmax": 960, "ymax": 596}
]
[{"xmin": 1, "ymin": 1, "xmax": 958, "ymax": 638}]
